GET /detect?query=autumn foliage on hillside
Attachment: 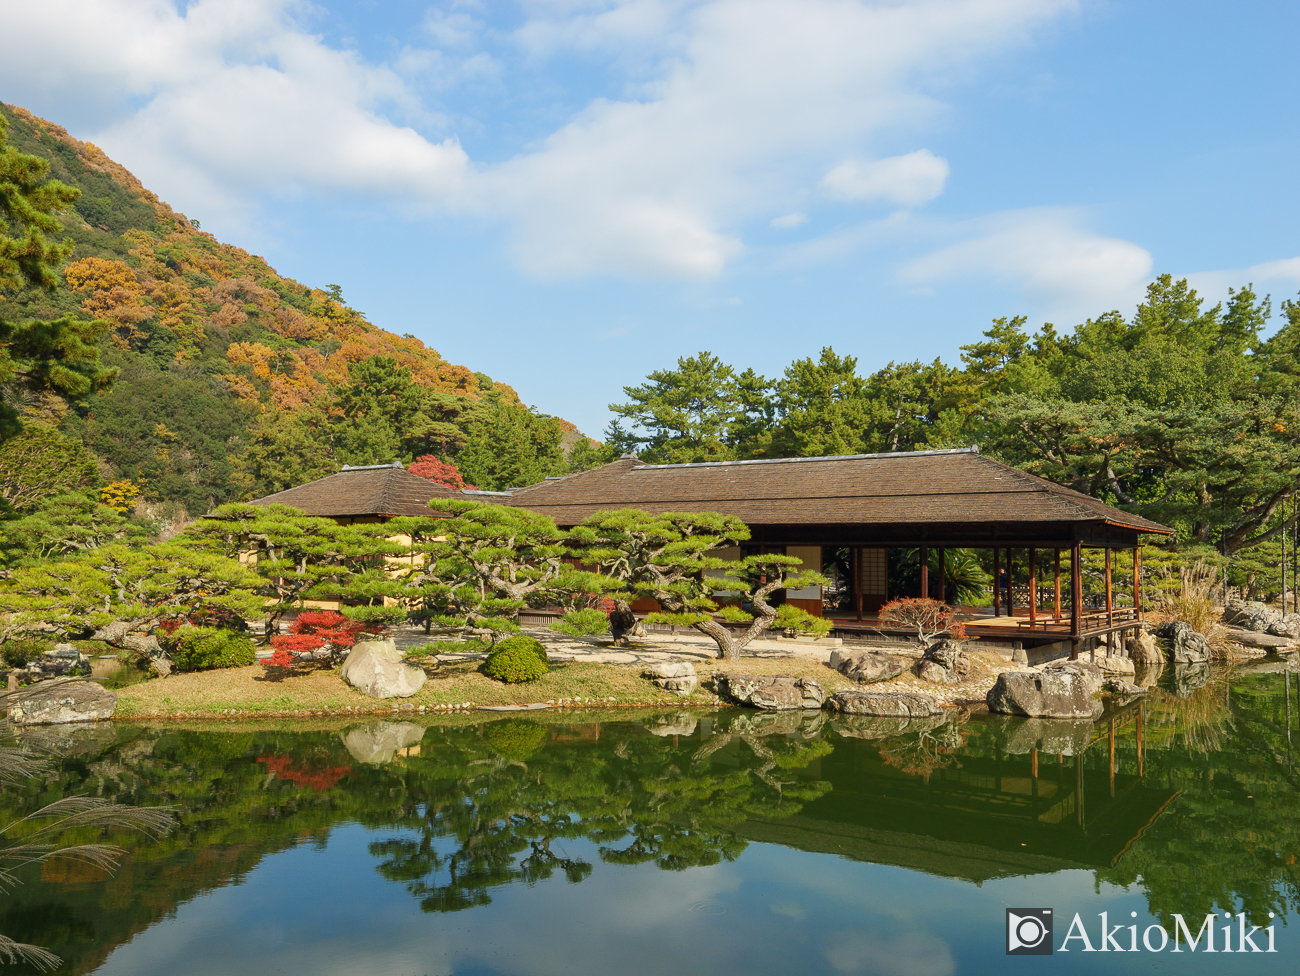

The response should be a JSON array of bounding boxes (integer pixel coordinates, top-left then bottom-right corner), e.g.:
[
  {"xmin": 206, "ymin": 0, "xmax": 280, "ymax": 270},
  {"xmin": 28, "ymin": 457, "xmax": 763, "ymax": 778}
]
[{"xmin": 0, "ymin": 101, "xmax": 592, "ymax": 510}]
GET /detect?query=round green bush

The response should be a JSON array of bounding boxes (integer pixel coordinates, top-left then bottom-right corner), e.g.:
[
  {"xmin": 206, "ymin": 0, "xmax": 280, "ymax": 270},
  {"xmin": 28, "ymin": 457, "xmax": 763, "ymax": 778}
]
[
  {"xmin": 484, "ymin": 720, "xmax": 548, "ymax": 760},
  {"xmin": 482, "ymin": 638, "xmax": 549, "ymax": 683},
  {"xmin": 170, "ymin": 626, "xmax": 257, "ymax": 672}
]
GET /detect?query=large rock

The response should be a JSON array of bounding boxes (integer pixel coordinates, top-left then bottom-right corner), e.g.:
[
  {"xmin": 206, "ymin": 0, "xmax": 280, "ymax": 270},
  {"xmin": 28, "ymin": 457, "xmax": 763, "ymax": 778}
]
[
  {"xmin": 915, "ymin": 640, "xmax": 971, "ymax": 685},
  {"xmin": 644, "ymin": 661, "xmax": 698, "ymax": 696},
  {"xmin": 341, "ymin": 641, "xmax": 426, "ymax": 698},
  {"xmin": 1127, "ymin": 629, "xmax": 1164, "ymax": 664},
  {"xmin": 1096, "ymin": 654, "xmax": 1136, "ymax": 676},
  {"xmin": 830, "ymin": 650, "xmax": 906, "ymax": 685},
  {"xmin": 824, "ymin": 690, "xmax": 942, "ymax": 718},
  {"xmin": 1225, "ymin": 628, "xmax": 1293, "ymax": 651},
  {"xmin": 1040, "ymin": 659, "xmax": 1104, "ymax": 695},
  {"xmin": 1104, "ymin": 678, "xmax": 1145, "ymax": 698},
  {"xmin": 986, "ymin": 668, "xmax": 1101, "ymax": 719},
  {"xmin": 1155, "ymin": 621, "xmax": 1212, "ymax": 664},
  {"xmin": 341, "ymin": 721, "xmax": 425, "ymax": 763},
  {"xmin": 713, "ymin": 673, "xmax": 824, "ymax": 710},
  {"xmin": 6, "ymin": 679, "xmax": 116, "ymax": 725},
  {"xmin": 1222, "ymin": 599, "xmax": 1295, "ymax": 636}
]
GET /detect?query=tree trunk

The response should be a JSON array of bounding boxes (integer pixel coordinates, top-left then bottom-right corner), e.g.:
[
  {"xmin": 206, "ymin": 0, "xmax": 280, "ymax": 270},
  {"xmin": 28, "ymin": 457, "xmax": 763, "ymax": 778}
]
[{"xmin": 91, "ymin": 620, "xmax": 171, "ymax": 676}]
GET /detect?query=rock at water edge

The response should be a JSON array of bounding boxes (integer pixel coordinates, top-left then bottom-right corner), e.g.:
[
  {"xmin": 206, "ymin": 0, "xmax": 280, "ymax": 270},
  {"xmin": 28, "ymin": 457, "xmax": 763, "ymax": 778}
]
[
  {"xmin": 831, "ymin": 651, "xmax": 907, "ymax": 685},
  {"xmin": 986, "ymin": 669, "xmax": 1101, "ymax": 719},
  {"xmin": 7, "ymin": 680, "xmax": 117, "ymax": 725},
  {"xmin": 824, "ymin": 690, "xmax": 942, "ymax": 718},
  {"xmin": 714, "ymin": 673, "xmax": 824, "ymax": 710},
  {"xmin": 1155, "ymin": 621, "xmax": 1212, "ymax": 664}
]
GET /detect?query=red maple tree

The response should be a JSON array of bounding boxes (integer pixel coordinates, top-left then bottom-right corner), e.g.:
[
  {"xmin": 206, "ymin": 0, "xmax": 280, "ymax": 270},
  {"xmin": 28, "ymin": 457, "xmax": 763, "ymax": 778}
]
[
  {"xmin": 408, "ymin": 455, "xmax": 477, "ymax": 490},
  {"xmin": 266, "ymin": 610, "xmax": 382, "ymax": 668}
]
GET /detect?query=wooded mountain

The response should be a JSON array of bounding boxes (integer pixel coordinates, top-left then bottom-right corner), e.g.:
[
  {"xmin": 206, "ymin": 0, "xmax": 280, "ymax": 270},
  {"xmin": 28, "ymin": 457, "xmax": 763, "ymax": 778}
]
[{"xmin": 0, "ymin": 102, "xmax": 582, "ymax": 513}]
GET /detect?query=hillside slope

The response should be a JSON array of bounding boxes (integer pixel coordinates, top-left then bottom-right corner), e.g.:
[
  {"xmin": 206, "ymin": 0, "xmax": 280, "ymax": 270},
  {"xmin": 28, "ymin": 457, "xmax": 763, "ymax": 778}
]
[{"xmin": 0, "ymin": 102, "xmax": 580, "ymax": 512}]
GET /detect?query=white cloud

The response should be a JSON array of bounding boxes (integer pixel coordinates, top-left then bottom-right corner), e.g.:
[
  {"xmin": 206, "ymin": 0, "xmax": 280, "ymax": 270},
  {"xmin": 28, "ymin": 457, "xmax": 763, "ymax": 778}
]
[
  {"xmin": 823, "ymin": 930, "xmax": 955, "ymax": 976},
  {"xmin": 899, "ymin": 208, "xmax": 1153, "ymax": 317},
  {"xmin": 770, "ymin": 212, "xmax": 807, "ymax": 228},
  {"xmin": 821, "ymin": 150, "xmax": 950, "ymax": 206},
  {"xmin": 0, "ymin": 0, "xmax": 1080, "ymax": 277},
  {"xmin": 1184, "ymin": 256, "xmax": 1300, "ymax": 305}
]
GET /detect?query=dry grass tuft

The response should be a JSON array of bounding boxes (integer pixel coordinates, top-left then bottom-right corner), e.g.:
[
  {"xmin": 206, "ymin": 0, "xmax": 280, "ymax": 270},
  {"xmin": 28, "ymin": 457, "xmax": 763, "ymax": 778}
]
[{"xmin": 1154, "ymin": 560, "xmax": 1232, "ymax": 660}]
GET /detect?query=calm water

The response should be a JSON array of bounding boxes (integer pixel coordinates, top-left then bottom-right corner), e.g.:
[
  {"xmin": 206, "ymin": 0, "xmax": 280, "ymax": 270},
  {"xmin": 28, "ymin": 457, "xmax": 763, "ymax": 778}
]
[{"xmin": 4, "ymin": 662, "xmax": 1299, "ymax": 975}]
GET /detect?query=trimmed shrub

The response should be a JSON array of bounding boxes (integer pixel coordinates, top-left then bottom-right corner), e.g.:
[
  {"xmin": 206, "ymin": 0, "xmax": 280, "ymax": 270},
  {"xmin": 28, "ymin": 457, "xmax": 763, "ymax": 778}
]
[
  {"xmin": 482, "ymin": 638, "xmax": 549, "ymax": 683},
  {"xmin": 484, "ymin": 720, "xmax": 548, "ymax": 760},
  {"xmin": 171, "ymin": 626, "xmax": 256, "ymax": 672},
  {"xmin": 492, "ymin": 635, "xmax": 548, "ymax": 665}
]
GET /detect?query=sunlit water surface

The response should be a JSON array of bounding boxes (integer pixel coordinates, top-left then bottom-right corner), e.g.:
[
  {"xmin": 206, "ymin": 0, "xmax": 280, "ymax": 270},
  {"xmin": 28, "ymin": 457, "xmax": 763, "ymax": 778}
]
[{"xmin": 4, "ymin": 661, "xmax": 1299, "ymax": 975}]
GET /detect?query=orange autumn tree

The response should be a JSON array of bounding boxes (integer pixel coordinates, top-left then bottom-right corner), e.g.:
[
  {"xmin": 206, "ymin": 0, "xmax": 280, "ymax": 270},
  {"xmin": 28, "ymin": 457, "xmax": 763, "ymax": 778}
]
[
  {"xmin": 408, "ymin": 455, "xmax": 477, "ymax": 490},
  {"xmin": 879, "ymin": 597, "xmax": 967, "ymax": 646}
]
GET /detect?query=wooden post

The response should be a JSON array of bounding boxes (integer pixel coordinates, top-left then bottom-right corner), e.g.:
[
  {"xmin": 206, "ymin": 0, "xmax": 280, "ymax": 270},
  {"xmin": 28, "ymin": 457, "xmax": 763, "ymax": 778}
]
[
  {"xmin": 1031, "ymin": 748, "xmax": 1038, "ymax": 778},
  {"xmin": 1071, "ymin": 542, "xmax": 1082, "ymax": 638},
  {"xmin": 1028, "ymin": 548, "xmax": 1037, "ymax": 628},
  {"xmin": 1054, "ymin": 549, "xmax": 1062, "ymax": 622},
  {"xmin": 1105, "ymin": 548, "xmax": 1113, "ymax": 628},
  {"xmin": 854, "ymin": 547, "xmax": 863, "ymax": 621},
  {"xmin": 1006, "ymin": 549, "xmax": 1015, "ymax": 619},
  {"xmin": 1132, "ymin": 547, "xmax": 1141, "ymax": 619},
  {"xmin": 937, "ymin": 547, "xmax": 946, "ymax": 605},
  {"xmin": 993, "ymin": 547, "xmax": 1001, "ymax": 617},
  {"xmin": 1285, "ymin": 520, "xmax": 1290, "ymax": 616},
  {"xmin": 919, "ymin": 545, "xmax": 929, "ymax": 599}
]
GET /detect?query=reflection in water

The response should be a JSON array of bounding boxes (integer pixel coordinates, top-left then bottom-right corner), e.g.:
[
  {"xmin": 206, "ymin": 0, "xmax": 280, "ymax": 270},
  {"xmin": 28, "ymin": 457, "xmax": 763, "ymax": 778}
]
[{"xmin": 0, "ymin": 664, "xmax": 1297, "ymax": 974}]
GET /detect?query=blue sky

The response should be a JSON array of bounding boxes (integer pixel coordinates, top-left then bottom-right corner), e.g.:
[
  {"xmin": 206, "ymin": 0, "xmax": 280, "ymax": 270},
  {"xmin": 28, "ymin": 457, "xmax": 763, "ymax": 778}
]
[{"xmin": 1, "ymin": 0, "xmax": 1297, "ymax": 435}]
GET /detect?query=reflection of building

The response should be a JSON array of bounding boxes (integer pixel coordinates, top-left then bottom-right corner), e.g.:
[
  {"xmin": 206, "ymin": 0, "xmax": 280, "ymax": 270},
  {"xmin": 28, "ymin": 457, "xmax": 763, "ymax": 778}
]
[
  {"xmin": 248, "ymin": 448, "xmax": 1174, "ymax": 656},
  {"xmin": 739, "ymin": 711, "xmax": 1178, "ymax": 883}
]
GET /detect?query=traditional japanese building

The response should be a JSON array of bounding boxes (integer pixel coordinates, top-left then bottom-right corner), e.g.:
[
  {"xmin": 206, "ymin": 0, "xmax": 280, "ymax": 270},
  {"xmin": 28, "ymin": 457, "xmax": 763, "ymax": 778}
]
[{"xmin": 247, "ymin": 448, "xmax": 1174, "ymax": 656}]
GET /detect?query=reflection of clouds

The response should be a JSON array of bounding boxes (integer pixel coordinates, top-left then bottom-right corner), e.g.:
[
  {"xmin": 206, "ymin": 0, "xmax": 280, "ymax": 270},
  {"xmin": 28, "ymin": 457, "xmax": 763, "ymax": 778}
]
[
  {"xmin": 823, "ymin": 931, "xmax": 954, "ymax": 976},
  {"xmin": 770, "ymin": 902, "xmax": 809, "ymax": 921}
]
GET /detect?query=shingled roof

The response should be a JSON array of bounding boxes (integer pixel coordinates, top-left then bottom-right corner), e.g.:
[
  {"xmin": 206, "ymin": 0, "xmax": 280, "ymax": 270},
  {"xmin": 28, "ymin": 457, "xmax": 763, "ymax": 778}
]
[
  {"xmin": 505, "ymin": 448, "xmax": 1173, "ymax": 535},
  {"xmin": 248, "ymin": 463, "xmax": 460, "ymax": 518}
]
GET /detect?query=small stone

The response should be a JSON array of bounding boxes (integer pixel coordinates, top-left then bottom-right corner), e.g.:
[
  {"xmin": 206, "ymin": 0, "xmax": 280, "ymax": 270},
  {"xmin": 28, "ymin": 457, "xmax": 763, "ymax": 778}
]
[
  {"xmin": 824, "ymin": 690, "xmax": 942, "ymax": 718},
  {"xmin": 1104, "ymin": 677, "xmax": 1145, "ymax": 698}
]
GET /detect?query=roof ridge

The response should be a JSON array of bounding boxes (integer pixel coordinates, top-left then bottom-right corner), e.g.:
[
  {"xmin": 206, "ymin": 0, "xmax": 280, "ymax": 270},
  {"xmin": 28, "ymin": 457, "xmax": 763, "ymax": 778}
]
[
  {"xmin": 971, "ymin": 454, "xmax": 1168, "ymax": 532},
  {"xmin": 509, "ymin": 456, "xmax": 643, "ymax": 494},
  {"xmin": 635, "ymin": 446, "xmax": 979, "ymax": 470}
]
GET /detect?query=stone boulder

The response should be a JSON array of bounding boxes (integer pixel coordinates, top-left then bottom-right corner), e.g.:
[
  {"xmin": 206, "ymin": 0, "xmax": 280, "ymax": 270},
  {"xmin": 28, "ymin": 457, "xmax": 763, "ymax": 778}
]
[
  {"xmin": 341, "ymin": 640, "xmax": 426, "ymax": 699},
  {"xmin": 986, "ymin": 668, "xmax": 1102, "ymax": 719},
  {"xmin": 714, "ymin": 673, "xmax": 824, "ymax": 710},
  {"xmin": 915, "ymin": 640, "xmax": 971, "ymax": 685},
  {"xmin": 1222, "ymin": 599, "xmax": 1300, "ymax": 637},
  {"xmin": 1155, "ymin": 621, "xmax": 1212, "ymax": 664},
  {"xmin": 341, "ymin": 721, "xmax": 425, "ymax": 764},
  {"xmin": 1126, "ymin": 629, "xmax": 1164, "ymax": 664},
  {"xmin": 6, "ymin": 679, "xmax": 116, "ymax": 725},
  {"xmin": 1040, "ymin": 659, "xmax": 1104, "ymax": 695},
  {"xmin": 824, "ymin": 690, "xmax": 943, "ymax": 718},
  {"xmin": 1225, "ymin": 629, "xmax": 1292, "ymax": 652},
  {"xmin": 1096, "ymin": 654, "xmax": 1136, "ymax": 676},
  {"xmin": 644, "ymin": 661, "xmax": 698, "ymax": 696},
  {"xmin": 829, "ymin": 650, "xmax": 906, "ymax": 685}
]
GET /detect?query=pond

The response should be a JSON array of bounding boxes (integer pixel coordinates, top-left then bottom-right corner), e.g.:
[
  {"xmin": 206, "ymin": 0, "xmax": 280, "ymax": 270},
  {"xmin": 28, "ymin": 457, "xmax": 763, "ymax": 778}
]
[{"xmin": 3, "ymin": 663, "xmax": 1298, "ymax": 975}]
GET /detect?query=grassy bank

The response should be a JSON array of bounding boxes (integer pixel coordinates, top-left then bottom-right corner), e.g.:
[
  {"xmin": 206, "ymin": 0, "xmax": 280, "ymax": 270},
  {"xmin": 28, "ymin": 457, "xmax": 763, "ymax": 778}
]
[{"xmin": 114, "ymin": 656, "xmax": 865, "ymax": 720}]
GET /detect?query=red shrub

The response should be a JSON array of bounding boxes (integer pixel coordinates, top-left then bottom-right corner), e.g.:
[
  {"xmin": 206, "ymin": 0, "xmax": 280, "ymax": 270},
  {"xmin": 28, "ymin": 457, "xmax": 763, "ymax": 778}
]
[
  {"xmin": 266, "ymin": 610, "xmax": 382, "ymax": 668},
  {"xmin": 408, "ymin": 455, "xmax": 477, "ymax": 490}
]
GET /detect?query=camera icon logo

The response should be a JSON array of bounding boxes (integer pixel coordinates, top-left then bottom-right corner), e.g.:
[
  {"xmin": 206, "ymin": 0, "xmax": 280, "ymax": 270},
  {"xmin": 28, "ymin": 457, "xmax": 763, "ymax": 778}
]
[{"xmin": 1006, "ymin": 908, "xmax": 1054, "ymax": 955}]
